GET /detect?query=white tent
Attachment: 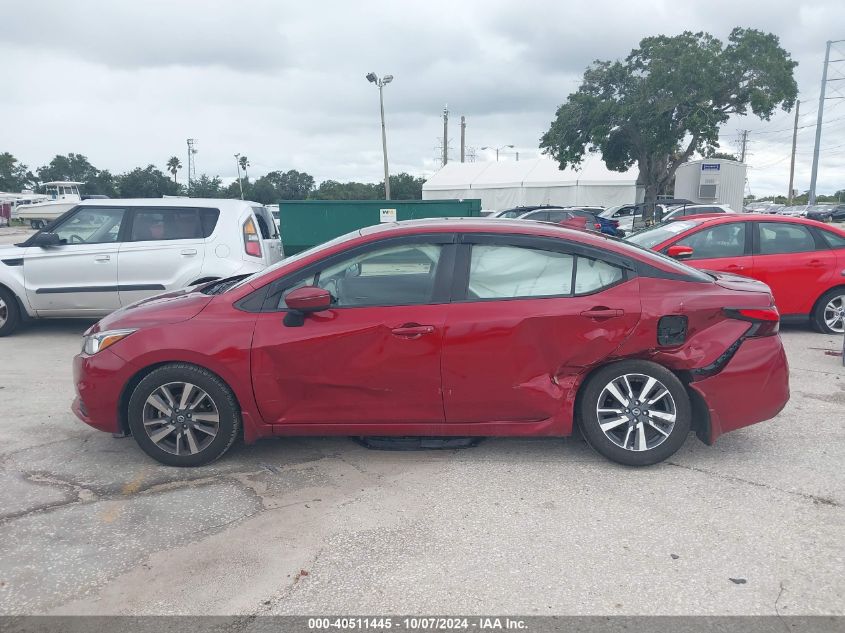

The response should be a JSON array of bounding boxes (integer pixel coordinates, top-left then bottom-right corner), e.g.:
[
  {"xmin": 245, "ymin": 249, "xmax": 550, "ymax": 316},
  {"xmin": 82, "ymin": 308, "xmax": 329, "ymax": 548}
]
[{"xmin": 422, "ymin": 157, "xmax": 640, "ymax": 210}]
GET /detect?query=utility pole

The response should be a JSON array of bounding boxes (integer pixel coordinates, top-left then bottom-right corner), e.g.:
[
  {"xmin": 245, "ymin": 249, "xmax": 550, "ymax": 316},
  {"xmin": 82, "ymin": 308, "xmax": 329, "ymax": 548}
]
[
  {"xmin": 460, "ymin": 115, "xmax": 466, "ymax": 163},
  {"xmin": 234, "ymin": 153, "xmax": 244, "ymax": 200},
  {"xmin": 442, "ymin": 106, "xmax": 449, "ymax": 166},
  {"xmin": 186, "ymin": 139, "xmax": 197, "ymax": 195},
  {"xmin": 787, "ymin": 100, "xmax": 800, "ymax": 204},
  {"xmin": 808, "ymin": 40, "xmax": 845, "ymax": 204},
  {"xmin": 738, "ymin": 129, "xmax": 750, "ymax": 162}
]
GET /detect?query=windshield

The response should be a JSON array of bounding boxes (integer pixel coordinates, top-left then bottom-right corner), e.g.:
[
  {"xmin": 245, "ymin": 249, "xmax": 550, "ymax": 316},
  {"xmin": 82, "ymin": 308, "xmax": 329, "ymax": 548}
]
[
  {"xmin": 625, "ymin": 219, "xmax": 703, "ymax": 249},
  {"xmin": 497, "ymin": 209, "xmax": 524, "ymax": 219},
  {"xmin": 225, "ymin": 229, "xmax": 362, "ymax": 292}
]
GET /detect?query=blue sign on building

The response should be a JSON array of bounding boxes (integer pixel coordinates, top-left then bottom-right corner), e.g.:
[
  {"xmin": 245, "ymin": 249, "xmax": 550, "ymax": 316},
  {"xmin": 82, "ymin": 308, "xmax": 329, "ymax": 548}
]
[{"xmin": 701, "ymin": 163, "xmax": 721, "ymax": 171}]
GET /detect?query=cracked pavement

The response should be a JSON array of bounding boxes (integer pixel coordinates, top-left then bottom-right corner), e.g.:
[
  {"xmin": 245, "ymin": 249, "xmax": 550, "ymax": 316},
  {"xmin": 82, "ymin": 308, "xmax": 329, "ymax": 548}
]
[{"xmin": 0, "ymin": 318, "xmax": 843, "ymax": 616}]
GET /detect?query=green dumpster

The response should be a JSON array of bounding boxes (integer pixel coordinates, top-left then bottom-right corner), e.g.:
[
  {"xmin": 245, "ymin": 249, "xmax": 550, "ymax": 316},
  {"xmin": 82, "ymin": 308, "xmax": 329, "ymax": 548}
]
[{"xmin": 278, "ymin": 199, "xmax": 481, "ymax": 255}]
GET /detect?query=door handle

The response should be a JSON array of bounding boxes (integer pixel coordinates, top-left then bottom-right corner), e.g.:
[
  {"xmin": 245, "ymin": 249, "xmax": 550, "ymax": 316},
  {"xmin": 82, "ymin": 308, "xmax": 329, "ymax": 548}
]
[
  {"xmin": 94, "ymin": 255, "xmax": 110, "ymax": 262},
  {"xmin": 580, "ymin": 308, "xmax": 624, "ymax": 319},
  {"xmin": 180, "ymin": 249, "xmax": 198, "ymax": 256},
  {"xmin": 725, "ymin": 264, "xmax": 745, "ymax": 272},
  {"xmin": 391, "ymin": 324, "xmax": 435, "ymax": 338},
  {"xmin": 807, "ymin": 260, "xmax": 825, "ymax": 268}
]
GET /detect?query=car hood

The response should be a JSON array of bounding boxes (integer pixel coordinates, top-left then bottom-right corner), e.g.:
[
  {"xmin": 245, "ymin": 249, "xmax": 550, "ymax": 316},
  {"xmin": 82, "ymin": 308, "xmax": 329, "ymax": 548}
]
[{"xmin": 89, "ymin": 287, "xmax": 213, "ymax": 334}]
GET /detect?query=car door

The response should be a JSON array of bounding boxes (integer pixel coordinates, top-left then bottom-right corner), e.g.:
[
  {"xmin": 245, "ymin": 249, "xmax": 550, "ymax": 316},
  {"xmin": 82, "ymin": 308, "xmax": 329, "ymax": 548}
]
[
  {"xmin": 22, "ymin": 206, "xmax": 126, "ymax": 315},
  {"xmin": 441, "ymin": 235, "xmax": 641, "ymax": 426},
  {"xmin": 665, "ymin": 220, "xmax": 752, "ymax": 276},
  {"xmin": 752, "ymin": 221, "xmax": 838, "ymax": 315},
  {"xmin": 250, "ymin": 236, "xmax": 455, "ymax": 427},
  {"xmin": 117, "ymin": 207, "xmax": 207, "ymax": 306}
]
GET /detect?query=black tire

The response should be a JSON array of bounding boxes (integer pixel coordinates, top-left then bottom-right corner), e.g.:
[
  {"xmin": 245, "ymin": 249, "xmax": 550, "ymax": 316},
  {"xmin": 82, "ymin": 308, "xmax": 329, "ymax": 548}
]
[
  {"xmin": 811, "ymin": 287, "xmax": 845, "ymax": 334},
  {"xmin": 577, "ymin": 360, "xmax": 691, "ymax": 466},
  {"xmin": 127, "ymin": 363, "xmax": 241, "ymax": 467},
  {"xmin": 0, "ymin": 287, "xmax": 21, "ymax": 337}
]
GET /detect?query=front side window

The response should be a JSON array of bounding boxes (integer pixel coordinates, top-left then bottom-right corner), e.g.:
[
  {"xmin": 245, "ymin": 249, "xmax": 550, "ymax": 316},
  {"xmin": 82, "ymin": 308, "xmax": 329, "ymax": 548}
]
[
  {"xmin": 758, "ymin": 222, "xmax": 816, "ymax": 255},
  {"xmin": 279, "ymin": 242, "xmax": 444, "ymax": 308},
  {"xmin": 130, "ymin": 209, "xmax": 203, "ymax": 241},
  {"xmin": 675, "ymin": 223, "xmax": 746, "ymax": 259},
  {"xmin": 52, "ymin": 207, "xmax": 125, "ymax": 244},
  {"xmin": 467, "ymin": 244, "xmax": 573, "ymax": 299}
]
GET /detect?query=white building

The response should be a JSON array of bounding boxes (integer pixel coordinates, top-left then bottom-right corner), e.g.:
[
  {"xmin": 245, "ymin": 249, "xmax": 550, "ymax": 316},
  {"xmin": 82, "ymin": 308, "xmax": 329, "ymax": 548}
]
[
  {"xmin": 673, "ymin": 159, "xmax": 747, "ymax": 212},
  {"xmin": 422, "ymin": 157, "xmax": 640, "ymax": 210}
]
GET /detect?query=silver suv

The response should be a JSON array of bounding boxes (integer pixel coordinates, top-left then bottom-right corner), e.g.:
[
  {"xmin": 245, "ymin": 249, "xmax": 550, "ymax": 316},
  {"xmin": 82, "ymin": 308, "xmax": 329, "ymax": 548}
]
[{"xmin": 0, "ymin": 198, "xmax": 282, "ymax": 336}]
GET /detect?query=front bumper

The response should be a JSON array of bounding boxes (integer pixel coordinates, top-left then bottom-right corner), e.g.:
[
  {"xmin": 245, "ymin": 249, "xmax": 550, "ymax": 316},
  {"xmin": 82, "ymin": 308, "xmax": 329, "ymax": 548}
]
[
  {"xmin": 72, "ymin": 348, "xmax": 137, "ymax": 434},
  {"xmin": 689, "ymin": 335, "xmax": 790, "ymax": 443}
]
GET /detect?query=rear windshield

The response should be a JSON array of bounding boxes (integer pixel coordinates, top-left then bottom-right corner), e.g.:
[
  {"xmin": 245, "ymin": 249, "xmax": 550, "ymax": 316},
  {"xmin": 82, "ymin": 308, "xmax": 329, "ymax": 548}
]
[{"xmin": 626, "ymin": 220, "xmax": 704, "ymax": 249}]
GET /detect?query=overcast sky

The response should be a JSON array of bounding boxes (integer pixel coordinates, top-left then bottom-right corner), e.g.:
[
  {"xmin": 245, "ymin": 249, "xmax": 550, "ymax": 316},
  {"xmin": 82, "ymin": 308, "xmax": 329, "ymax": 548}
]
[{"xmin": 2, "ymin": 0, "xmax": 844, "ymax": 197}]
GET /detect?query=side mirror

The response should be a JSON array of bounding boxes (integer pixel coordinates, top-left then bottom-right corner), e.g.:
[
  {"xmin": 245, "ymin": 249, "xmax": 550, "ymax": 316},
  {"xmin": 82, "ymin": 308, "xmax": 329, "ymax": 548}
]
[
  {"xmin": 667, "ymin": 245, "xmax": 694, "ymax": 260},
  {"xmin": 284, "ymin": 286, "xmax": 332, "ymax": 326},
  {"xmin": 32, "ymin": 232, "xmax": 61, "ymax": 248}
]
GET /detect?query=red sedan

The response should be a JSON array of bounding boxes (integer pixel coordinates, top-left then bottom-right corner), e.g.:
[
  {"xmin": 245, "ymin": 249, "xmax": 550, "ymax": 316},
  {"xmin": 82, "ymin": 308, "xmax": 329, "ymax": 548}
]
[
  {"xmin": 73, "ymin": 219, "xmax": 789, "ymax": 467},
  {"xmin": 627, "ymin": 214, "xmax": 845, "ymax": 334}
]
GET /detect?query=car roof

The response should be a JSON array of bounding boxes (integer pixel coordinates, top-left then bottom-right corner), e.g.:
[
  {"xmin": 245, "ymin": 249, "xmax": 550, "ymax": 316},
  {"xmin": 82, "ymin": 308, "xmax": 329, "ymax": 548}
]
[
  {"xmin": 665, "ymin": 213, "xmax": 845, "ymax": 232},
  {"xmin": 76, "ymin": 198, "xmax": 262, "ymax": 208}
]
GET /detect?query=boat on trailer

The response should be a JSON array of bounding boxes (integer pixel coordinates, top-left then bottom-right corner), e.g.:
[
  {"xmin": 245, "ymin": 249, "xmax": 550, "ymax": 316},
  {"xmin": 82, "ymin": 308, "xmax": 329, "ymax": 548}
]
[{"xmin": 16, "ymin": 182, "xmax": 83, "ymax": 229}]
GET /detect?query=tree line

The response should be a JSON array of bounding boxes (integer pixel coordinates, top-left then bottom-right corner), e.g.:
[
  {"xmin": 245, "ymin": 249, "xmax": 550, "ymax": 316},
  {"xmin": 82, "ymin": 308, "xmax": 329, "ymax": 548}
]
[{"xmin": 0, "ymin": 152, "xmax": 426, "ymax": 204}]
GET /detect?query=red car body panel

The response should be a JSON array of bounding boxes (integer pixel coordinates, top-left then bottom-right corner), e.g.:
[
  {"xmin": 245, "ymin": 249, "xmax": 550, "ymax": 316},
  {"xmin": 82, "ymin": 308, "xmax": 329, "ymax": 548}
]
[
  {"xmin": 72, "ymin": 219, "xmax": 791, "ymax": 448},
  {"xmin": 645, "ymin": 215, "xmax": 845, "ymax": 318},
  {"xmin": 689, "ymin": 336, "xmax": 790, "ymax": 442}
]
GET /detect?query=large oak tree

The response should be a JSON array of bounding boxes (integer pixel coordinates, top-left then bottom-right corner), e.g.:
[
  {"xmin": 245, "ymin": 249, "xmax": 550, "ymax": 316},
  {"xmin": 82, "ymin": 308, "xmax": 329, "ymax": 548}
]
[{"xmin": 540, "ymin": 28, "xmax": 798, "ymax": 209}]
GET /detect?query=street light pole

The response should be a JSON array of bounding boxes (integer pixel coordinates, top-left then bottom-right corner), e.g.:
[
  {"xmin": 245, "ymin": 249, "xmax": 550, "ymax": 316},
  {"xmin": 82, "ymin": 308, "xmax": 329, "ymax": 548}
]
[
  {"xmin": 480, "ymin": 144, "xmax": 514, "ymax": 162},
  {"xmin": 367, "ymin": 72, "xmax": 393, "ymax": 200},
  {"xmin": 234, "ymin": 153, "xmax": 244, "ymax": 200}
]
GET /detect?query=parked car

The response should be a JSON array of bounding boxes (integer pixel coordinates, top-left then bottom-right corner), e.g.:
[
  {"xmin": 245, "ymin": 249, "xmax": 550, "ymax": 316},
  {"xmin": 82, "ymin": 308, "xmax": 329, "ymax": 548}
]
[
  {"xmin": 518, "ymin": 207, "xmax": 623, "ymax": 237},
  {"xmin": 73, "ymin": 218, "xmax": 789, "ymax": 468},
  {"xmin": 777, "ymin": 205, "xmax": 832, "ymax": 221},
  {"xmin": 830, "ymin": 204, "xmax": 845, "ymax": 222},
  {"xmin": 564, "ymin": 207, "xmax": 623, "ymax": 237},
  {"xmin": 626, "ymin": 214, "xmax": 845, "ymax": 334},
  {"xmin": 0, "ymin": 199, "xmax": 282, "ymax": 336},
  {"xmin": 488, "ymin": 205, "xmax": 565, "ymax": 219},
  {"xmin": 661, "ymin": 204, "xmax": 735, "ymax": 223}
]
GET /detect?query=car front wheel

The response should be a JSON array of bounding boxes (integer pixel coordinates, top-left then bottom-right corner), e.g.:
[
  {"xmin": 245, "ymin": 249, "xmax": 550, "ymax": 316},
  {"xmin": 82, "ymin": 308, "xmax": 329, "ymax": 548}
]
[
  {"xmin": 578, "ymin": 360, "xmax": 691, "ymax": 466},
  {"xmin": 128, "ymin": 364, "xmax": 241, "ymax": 467},
  {"xmin": 0, "ymin": 287, "xmax": 21, "ymax": 337},
  {"xmin": 813, "ymin": 288, "xmax": 845, "ymax": 334}
]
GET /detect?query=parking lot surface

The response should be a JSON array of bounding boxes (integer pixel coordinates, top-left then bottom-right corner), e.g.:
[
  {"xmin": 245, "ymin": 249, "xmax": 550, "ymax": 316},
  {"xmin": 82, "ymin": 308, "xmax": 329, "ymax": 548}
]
[{"xmin": 0, "ymin": 226, "xmax": 843, "ymax": 616}]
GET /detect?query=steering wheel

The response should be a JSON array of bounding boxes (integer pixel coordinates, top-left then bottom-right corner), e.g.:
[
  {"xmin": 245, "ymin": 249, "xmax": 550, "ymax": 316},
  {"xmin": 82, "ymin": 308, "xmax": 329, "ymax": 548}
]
[{"xmin": 68, "ymin": 234, "xmax": 85, "ymax": 244}]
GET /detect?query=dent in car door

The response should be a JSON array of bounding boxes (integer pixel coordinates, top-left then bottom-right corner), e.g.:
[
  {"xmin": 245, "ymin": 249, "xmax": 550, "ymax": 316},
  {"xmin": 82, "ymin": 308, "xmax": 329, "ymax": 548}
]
[
  {"xmin": 250, "ymin": 238, "xmax": 455, "ymax": 428},
  {"xmin": 441, "ymin": 238, "xmax": 641, "ymax": 427}
]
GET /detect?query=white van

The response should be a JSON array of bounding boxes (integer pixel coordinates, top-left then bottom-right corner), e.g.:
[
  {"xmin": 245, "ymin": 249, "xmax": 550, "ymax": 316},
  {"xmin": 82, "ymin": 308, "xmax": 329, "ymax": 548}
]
[{"xmin": 0, "ymin": 198, "xmax": 282, "ymax": 335}]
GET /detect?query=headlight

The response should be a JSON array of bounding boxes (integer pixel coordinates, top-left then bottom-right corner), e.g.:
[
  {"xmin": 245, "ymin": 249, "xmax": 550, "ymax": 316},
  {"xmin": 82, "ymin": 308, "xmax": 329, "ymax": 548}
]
[{"xmin": 82, "ymin": 329, "xmax": 137, "ymax": 355}]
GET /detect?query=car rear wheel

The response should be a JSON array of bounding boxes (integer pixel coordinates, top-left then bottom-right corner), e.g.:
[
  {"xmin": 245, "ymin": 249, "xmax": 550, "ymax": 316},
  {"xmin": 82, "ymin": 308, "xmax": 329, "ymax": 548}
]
[
  {"xmin": 0, "ymin": 288, "xmax": 21, "ymax": 337},
  {"xmin": 128, "ymin": 364, "xmax": 241, "ymax": 467},
  {"xmin": 578, "ymin": 361, "xmax": 691, "ymax": 466},
  {"xmin": 813, "ymin": 288, "xmax": 845, "ymax": 334}
]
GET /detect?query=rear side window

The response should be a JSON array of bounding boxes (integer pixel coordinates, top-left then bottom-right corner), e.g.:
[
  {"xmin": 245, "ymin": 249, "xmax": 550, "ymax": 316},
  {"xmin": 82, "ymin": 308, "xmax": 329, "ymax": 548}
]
[
  {"xmin": 574, "ymin": 257, "xmax": 623, "ymax": 294},
  {"xmin": 468, "ymin": 244, "xmax": 573, "ymax": 299},
  {"xmin": 819, "ymin": 230, "xmax": 845, "ymax": 249},
  {"xmin": 129, "ymin": 208, "xmax": 206, "ymax": 241},
  {"xmin": 522, "ymin": 211, "xmax": 550, "ymax": 222},
  {"xmin": 758, "ymin": 222, "xmax": 816, "ymax": 255},
  {"xmin": 200, "ymin": 209, "xmax": 219, "ymax": 237}
]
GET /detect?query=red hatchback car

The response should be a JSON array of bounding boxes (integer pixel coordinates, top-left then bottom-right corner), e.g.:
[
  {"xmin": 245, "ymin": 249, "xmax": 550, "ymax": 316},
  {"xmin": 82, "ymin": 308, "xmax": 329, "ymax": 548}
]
[
  {"xmin": 627, "ymin": 215, "xmax": 845, "ymax": 334},
  {"xmin": 73, "ymin": 219, "xmax": 789, "ymax": 467}
]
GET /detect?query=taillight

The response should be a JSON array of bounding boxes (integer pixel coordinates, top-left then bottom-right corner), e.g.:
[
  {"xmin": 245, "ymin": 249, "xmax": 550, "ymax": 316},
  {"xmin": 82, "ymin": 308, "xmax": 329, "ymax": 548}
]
[
  {"xmin": 594, "ymin": 223, "xmax": 601, "ymax": 229},
  {"xmin": 243, "ymin": 217, "xmax": 262, "ymax": 258},
  {"xmin": 723, "ymin": 307, "xmax": 780, "ymax": 337}
]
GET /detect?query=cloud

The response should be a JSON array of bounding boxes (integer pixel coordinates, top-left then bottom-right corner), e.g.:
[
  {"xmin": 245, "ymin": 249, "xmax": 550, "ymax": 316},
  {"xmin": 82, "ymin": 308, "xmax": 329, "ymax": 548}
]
[{"xmin": 1, "ymin": 0, "xmax": 844, "ymax": 196}]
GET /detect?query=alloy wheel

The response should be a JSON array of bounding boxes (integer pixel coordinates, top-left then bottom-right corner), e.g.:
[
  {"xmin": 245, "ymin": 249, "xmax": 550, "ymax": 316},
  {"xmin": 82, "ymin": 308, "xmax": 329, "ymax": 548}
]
[
  {"xmin": 823, "ymin": 295, "xmax": 845, "ymax": 333},
  {"xmin": 0, "ymin": 297, "xmax": 7, "ymax": 328},
  {"xmin": 142, "ymin": 382, "xmax": 220, "ymax": 456},
  {"xmin": 595, "ymin": 373, "xmax": 677, "ymax": 452}
]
